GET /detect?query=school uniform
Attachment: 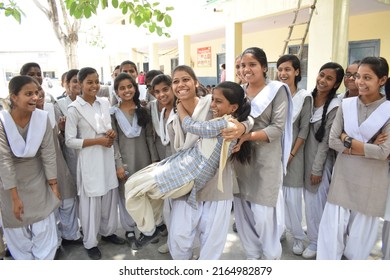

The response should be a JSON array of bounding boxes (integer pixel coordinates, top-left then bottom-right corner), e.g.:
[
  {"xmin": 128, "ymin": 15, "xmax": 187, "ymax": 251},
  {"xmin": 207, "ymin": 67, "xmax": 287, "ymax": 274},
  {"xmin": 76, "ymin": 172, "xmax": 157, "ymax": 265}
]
[
  {"xmin": 125, "ymin": 115, "xmax": 235, "ymax": 234},
  {"xmin": 282, "ymin": 90, "xmax": 312, "ymax": 244},
  {"xmin": 234, "ymin": 81, "xmax": 293, "ymax": 260},
  {"xmin": 44, "ymin": 102, "xmax": 80, "ymax": 242},
  {"xmin": 149, "ymin": 100, "xmax": 173, "ymax": 160},
  {"xmin": 111, "ymin": 105, "xmax": 159, "ymax": 234},
  {"xmin": 317, "ymin": 96, "xmax": 390, "ymax": 259},
  {"xmin": 65, "ymin": 96, "xmax": 119, "ymax": 250},
  {"xmin": 303, "ymin": 97, "xmax": 339, "ymax": 253},
  {"xmin": 166, "ymin": 95, "xmax": 240, "ymax": 260},
  {"xmin": 0, "ymin": 109, "xmax": 60, "ymax": 259}
]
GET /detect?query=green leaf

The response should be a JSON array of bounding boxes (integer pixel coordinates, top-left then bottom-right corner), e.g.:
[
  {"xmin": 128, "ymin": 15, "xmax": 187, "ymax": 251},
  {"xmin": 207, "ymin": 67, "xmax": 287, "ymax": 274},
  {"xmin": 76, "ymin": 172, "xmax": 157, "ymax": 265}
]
[
  {"xmin": 84, "ymin": 8, "xmax": 92, "ymax": 18},
  {"xmin": 12, "ymin": 9, "xmax": 21, "ymax": 23},
  {"xmin": 164, "ymin": 14, "xmax": 172, "ymax": 27},
  {"xmin": 152, "ymin": 2, "xmax": 160, "ymax": 7},
  {"xmin": 121, "ymin": 5, "xmax": 128, "ymax": 14},
  {"xmin": 112, "ymin": 0, "xmax": 118, "ymax": 8},
  {"xmin": 166, "ymin": 6, "xmax": 174, "ymax": 11},
  {"xmin": 134, "ymin": 15, "xmax": 143, "ymax": 27},
  {"xmin": 156, "ymin": 26, "xmax": 162, "ymax": 36},
  {"xmin": 157, "ymin": 12, "xmax": 164, "ymax": 22},
  {"xmin": 164, "ymin": 33, "xmax": 171, "ymax": 38},
  {"xmin": 70, "ymin": 2, "xmax": 77, "ymax": 16},
  {"xmin": 148, "ymin": 24, "xmax": 155, "ymax": 33},
  {"xmin": 74, "ymin": 7, "xmax": 83, "ymax": 18}
]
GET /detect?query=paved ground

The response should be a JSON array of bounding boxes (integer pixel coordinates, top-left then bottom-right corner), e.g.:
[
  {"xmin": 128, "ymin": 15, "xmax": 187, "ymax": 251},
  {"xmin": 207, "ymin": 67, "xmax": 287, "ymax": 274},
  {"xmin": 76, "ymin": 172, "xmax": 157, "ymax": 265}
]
[{"xmin": 51, "ymin": 213, "xmax": 384, "ymax": 261}]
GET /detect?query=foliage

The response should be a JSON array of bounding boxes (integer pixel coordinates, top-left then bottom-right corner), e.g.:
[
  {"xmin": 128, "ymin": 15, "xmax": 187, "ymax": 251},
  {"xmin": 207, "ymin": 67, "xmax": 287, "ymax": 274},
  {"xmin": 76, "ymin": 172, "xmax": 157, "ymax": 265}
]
[
  {"xmin": 0, "ymin": 0, "xmax": 23, "ymax": 23},
  {"xmin": 65, "ymin": 0, "xmax": 174, "ymax": 37}
]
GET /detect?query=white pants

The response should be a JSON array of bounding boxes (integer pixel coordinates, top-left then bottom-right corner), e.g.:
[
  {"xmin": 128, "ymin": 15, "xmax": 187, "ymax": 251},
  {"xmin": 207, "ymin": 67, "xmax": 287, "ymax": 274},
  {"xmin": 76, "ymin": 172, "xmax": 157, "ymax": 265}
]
[
  {"xmin": 79, "ymin": 187, "xmax": 119, "ymax": 249},
  {"xmin": 3, "ymin": 212, "xmax": 58, "ymax": 260},
  {"xmin": 317, "ymin": 202, "xmax": 379, "ymax": 260},
  {"xmin": 234, "ymin": 188, "xmax": 284, "ymax": 260},
  {"xmin": 168, "ymin": 199, "xmax": 232, "ymax": 260},
  {"xmin": 56, "ymin": 197, "xmax": 81, "ymax": 240},
  {"xmin": 282, "ymin": 186, "xmax": 306, "ymax": 241},
  {"xmin": 303, "ymin": 164, "xmax": 331, "ymax": 250},
  {"xmin": 118, "ymin": 195, "xmax": 136, "ymax": 232},
  {"xmin": 382, "ymin": 220, "xmax": 390, "ymax": 260}
]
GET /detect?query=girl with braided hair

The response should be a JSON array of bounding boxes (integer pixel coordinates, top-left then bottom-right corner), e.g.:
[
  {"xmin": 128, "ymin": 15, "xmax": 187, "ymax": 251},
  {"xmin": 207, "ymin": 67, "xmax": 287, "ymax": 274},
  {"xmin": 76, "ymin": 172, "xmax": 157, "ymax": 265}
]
[{"xmin": 302, "ymin": 62, "xmax": 344, "ymax": 259}]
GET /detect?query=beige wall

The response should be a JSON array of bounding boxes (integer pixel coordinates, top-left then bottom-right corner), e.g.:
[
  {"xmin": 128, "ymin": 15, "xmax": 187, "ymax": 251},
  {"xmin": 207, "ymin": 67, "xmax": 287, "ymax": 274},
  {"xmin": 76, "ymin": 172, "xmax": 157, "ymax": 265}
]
[
  {"xmin": 349, "ymin": 10, "xmax": 390, "ymax": 59},
  {"xmin": 143, "ymin": 9, "xmax": 389, "ymax": 82}
]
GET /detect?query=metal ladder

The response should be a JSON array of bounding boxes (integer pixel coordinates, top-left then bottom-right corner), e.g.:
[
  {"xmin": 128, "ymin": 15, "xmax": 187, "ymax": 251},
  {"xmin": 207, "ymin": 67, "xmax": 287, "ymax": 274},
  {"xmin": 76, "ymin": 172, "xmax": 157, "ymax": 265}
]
[{"xmin": 281, "ymin": 0, "xmax": 317, "ymax": 59}]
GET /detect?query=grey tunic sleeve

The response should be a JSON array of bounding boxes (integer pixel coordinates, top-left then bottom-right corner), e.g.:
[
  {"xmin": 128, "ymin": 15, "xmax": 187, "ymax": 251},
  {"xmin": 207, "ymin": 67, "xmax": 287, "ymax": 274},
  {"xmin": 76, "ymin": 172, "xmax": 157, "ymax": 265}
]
[
  {"xmin": 40, "ymin": 118, "xmax": 57, "ymax": 180},
  {"xmin": 262, "ymin": 87, "xmax": 288, "ymax": 142},
  {"xmin": 329, "ymin": 105, "xmax": 345, "ymax": 153},
  {"xmin": 297, "ymin": 96, "xmax": 312, "ymax": 140},
  {"xmin": 311, "ymin": 106, "xmax": 338, "ymax": 176},
  {"xmin": 0, "ymin": 121, "xmax": 17, "ymax": 189},
  {"xmin": 111, "ymin": 114, "xmax": 124, "ymax": 169},
  {"xmin": 145, "ymin": 114, "xmax": 160, "ymax": 162}
]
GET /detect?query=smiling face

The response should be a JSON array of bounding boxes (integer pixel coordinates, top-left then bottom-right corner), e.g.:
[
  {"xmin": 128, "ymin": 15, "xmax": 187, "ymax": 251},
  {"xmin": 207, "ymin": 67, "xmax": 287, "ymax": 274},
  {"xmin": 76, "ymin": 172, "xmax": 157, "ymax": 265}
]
[
  {"xmin": 240, "ymin": 53, "xmax": 267, "ymax": 85},
  {"xmin": 211, "ymin": 88, "xmax": 238, "ymax": 118},
  {"xmin": 11, "ymin": 82, "xmax": 39, "ymax": 113},
  {"xmin": 171, "ymin": 70, "xmax": 198, "ymax": 102},
  {"xmin": 116, "ymin": 78, "xmax": 136, "ymax": 102},
  {"xmin": 80, "ymin": 73, "xmax": 100, "ymax": 100},
  {"xmin": 68, "ymin": 75, "xmax": 81, "ymax": 100},
  {"xmin": 355, "ymin": 64, "xmax": 387, "ymax": 103},
  {"xmin": 316, "ymin": 68, "xmax": 339, "ymax": 95},
  {"xmin": 277, "ymin": 60, "xmax": 299, "ymax": 90},
  {"xmin": 153, "ymin": 82, "xmax": 174, "ymax": 107}
]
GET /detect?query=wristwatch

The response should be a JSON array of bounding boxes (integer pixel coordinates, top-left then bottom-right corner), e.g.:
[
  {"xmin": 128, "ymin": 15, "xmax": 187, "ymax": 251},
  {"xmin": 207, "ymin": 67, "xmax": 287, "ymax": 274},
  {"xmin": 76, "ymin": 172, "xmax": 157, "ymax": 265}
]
[{"xmin": 343, "ymin": 136, "xmax": 353, "ymax": 149}]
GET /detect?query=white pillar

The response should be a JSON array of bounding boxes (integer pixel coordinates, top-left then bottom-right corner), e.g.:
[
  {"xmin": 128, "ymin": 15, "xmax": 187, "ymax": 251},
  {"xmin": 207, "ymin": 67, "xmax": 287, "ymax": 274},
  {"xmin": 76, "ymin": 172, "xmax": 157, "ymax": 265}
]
[
  {"xmin": 225, "ymin": 22, "xmax": 243, "ymax": 82},
  {"xmin": 148, "ymin": 43, "xmax": 159, "ymax": 70},
  {"xmin": 307, "ymin": 0, "xmax": 349, "ymax": 91},
  {"xmin": 178, "ymin": 35, "xmax": 191, "ymax": 66}
]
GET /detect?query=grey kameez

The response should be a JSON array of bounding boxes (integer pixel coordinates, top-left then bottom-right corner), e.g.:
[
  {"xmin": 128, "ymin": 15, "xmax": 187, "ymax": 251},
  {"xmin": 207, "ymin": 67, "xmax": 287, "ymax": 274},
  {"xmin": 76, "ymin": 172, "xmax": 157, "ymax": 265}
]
[{"xmin": 0, "ymin": 118, "xmax": 60, "ymax": 228}]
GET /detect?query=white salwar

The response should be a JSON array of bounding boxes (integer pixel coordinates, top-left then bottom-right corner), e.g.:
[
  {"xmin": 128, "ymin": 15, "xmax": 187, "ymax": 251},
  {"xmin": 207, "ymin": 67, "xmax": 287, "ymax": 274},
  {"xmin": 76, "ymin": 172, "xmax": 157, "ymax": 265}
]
[
  {"xmin": 234, "ymin": 188, "xmax": 284, "ymax": 260},
  {"xmin": 282, "ymin": 186, "xmax": 306, "ymax": 241},
  {"xmin": 167, "ymin": 199, "xmax": 232, "ymax": 260},
  {"xmin": 303, "ymin": 157, "xmax": 333, "ymax": 251},
  {"xmin": 79, "ymin": 187, "xmax": 119, "ymax": 249},
  {"xmin": 317, "ymin": 203, "xmax": 379, "ymax": 259},
  {"xmin": 3, "ymin": 212, "xmax": 58, "ymax": 260}
]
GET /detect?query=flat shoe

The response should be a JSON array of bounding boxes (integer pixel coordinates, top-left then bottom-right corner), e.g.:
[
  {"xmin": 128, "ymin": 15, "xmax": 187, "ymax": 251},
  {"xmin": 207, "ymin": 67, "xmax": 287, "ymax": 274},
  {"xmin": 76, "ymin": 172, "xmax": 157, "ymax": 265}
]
[
  {"xmin": 86, "ymin": 247, "xmax": 101, "ymax": 260},
  {"xmin": 101, "ymin": 234, "xmax": 125, "ymax": 245}
]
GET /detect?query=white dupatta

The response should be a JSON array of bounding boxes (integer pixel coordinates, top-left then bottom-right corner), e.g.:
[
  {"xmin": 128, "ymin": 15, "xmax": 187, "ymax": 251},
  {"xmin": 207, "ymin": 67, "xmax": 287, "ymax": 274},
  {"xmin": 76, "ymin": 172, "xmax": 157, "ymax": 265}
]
[
  {"xmin": 250, "ymin": 81, "xmax": 293, "ymax": 174},
  {"xmin": 0, "ymin": 109, "xmax": 48, "ymax": 157},
  {"xmin": 110, "ymin": 106, "xmax": 142, "ymax": 138},
  {"xmin": 343, "ymin": 96, "xmax": 390, "ymax": 142}
]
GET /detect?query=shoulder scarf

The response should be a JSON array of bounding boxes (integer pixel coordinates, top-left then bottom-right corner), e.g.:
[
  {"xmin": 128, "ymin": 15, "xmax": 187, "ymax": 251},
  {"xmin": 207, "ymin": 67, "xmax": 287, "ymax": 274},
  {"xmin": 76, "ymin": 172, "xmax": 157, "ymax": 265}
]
[
  {"xmin": 343, "ymin": 96, "xmax": 390, "ymax": 142},
  {"xmin": 292, "ymin": 88, "xmax": 312, "ymax": 123},
  {"xmin": 250, "ymin": 80, "xmax": 293, "ymax": 174},
  {"xmin": 310, "ymin": 97, "xmax": 340, "ymax": 123},
  {"xmin": 69, "ymin": 96, "xmax": 111, "ymax": 134},
  {"xmin": 110, "ymin": 106, "xmax": 142, "ymax": 138},
  {"xmin": 0, "ymin": 109, "xmax": 48, "ymax": 157},
  {"xmin": 159, "ymin": 107, "xmax": 175, "ymax": 146}
]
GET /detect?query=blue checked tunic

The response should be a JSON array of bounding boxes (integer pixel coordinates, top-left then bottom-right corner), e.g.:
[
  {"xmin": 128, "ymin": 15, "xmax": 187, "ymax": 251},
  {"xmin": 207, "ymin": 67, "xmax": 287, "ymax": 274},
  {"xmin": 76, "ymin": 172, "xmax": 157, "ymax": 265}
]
[{"xmin": 155, "ymin": 116, "xmax": 236, "ymax": 208}]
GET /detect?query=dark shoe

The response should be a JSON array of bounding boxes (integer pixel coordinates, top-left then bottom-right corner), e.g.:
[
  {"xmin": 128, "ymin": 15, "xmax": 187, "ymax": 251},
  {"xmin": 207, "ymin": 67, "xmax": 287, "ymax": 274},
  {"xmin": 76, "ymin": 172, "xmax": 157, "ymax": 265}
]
[
  {"xmin": 61, "ymin": 237, "xmax": 83, "ymax": 246},
  {"xmin": 157, "ymin": 224, "xmax": 168, "ymax": 236},
  {"xmin": 125, "ymin": 231, "xmax": 136, "ymax": 247},
  {"xmin": 5, "ymin": 249, "xmax": 11, "ymax": 257},
  {"xmin": 86, "ymin": 247, "xmax": 101, "ymax": 260},
  {"xmin": 232, "ymin": 222, "xmax": 237, "ymax": 233},
  {"xmin": 54, "ymin": 247, "xmax": 61, "ymax": 260},
  {"xmin": 133, "ymin": 230, "xmax": 160, "ymax": 250},
  {"xmin": 101, "ymin": 234, "xmax": 125, "ymax": 245}
]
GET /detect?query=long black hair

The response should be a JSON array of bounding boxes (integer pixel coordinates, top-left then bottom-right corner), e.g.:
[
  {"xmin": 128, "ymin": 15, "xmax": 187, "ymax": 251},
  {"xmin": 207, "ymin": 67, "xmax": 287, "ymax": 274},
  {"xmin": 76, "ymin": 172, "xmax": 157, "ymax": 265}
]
[
  {"xmin": 213, "ymin": 81, "xmax": 252, "ymax": 164},
  {"xmin": 312, "ymin": 62, "xmax": 344, "ymax": 142},
  {"xmin": 114, "ymin": 72, "xmax": 150, "ymax": 127}
]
